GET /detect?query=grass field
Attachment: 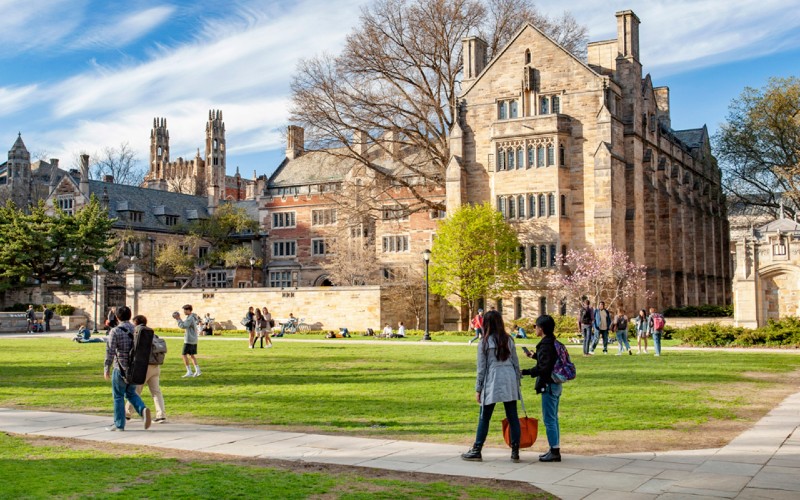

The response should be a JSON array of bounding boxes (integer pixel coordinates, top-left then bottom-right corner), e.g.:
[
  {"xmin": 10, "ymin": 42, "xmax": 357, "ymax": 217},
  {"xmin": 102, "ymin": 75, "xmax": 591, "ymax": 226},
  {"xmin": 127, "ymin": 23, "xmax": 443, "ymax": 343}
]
[
  {"xmin": 0, "ymin": 336, "xmax": 798, "ymax": 452},
  {"xmin": 0, "ymin": 433, "xmax": 548, "ymax": 499}
]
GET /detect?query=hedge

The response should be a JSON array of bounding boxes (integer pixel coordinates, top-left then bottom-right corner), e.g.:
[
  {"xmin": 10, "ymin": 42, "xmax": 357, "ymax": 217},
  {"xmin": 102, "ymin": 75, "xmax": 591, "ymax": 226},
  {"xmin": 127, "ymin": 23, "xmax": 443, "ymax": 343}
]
[
  {"xmin": 673, "ymin": 317, "xmax": 800, "ymax": 347},
  {"xmin": 663, "ymin": 304, "xmax": 733, "ymax": 318}
]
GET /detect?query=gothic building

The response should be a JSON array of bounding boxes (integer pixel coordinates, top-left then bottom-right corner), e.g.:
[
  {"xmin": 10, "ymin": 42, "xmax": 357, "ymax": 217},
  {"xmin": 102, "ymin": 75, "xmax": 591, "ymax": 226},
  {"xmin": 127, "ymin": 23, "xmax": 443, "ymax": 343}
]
[
  {"xmin": 0, "ymin": 134, "xmax": 68, "ymax": 207},
  {"xmin": 142, "ymin": 110, "xmax": 257, "ymax": 205}
]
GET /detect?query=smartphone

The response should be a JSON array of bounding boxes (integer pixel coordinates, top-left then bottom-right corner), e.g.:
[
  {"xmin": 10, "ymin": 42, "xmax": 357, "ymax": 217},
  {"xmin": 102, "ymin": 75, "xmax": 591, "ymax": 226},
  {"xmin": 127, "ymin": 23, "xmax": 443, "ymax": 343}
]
[{"xmin": 521, "ymin": 346, "xmax": 531, "ymax": 356}]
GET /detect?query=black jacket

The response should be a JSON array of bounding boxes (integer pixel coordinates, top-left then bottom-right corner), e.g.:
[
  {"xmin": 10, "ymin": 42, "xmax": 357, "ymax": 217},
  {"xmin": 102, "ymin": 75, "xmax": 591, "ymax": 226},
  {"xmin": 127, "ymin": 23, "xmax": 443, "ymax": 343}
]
[{"xmin": 521, "ymin": 335, "xmax": 557, "ymax": 394}]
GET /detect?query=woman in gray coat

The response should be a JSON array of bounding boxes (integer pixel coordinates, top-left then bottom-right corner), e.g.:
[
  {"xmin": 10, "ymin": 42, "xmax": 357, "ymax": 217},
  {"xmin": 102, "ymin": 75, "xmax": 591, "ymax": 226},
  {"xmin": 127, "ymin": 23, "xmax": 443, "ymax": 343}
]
[{"xmin": 461, "ymin": 310, "xmax": 522, "ymax": 462}]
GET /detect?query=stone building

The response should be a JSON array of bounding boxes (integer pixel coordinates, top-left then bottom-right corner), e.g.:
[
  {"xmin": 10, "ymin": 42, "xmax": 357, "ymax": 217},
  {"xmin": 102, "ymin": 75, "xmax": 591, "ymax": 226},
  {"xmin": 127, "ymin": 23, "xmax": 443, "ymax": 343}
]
[
  {"xmin": 142, "ymin": 110, "xmax": 257, "ymax": 204},
  {"xmin": 447, "ymin": 9, "xmax": 730, "ymax": 316},
  {"xmin": 0, "ymin": 133, "xmax": 68, "ymax": 207},
  {"xmin": 732, "ymin": 216, "xmax": 800, "ymax": 328}
]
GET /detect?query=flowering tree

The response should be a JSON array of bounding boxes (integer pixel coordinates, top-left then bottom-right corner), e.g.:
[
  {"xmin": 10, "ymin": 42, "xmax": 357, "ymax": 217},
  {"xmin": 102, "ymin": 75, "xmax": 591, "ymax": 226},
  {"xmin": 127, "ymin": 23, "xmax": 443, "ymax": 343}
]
[{"xmin": 550, "ymin": 246, "xmax": 650, "ymax": 310}]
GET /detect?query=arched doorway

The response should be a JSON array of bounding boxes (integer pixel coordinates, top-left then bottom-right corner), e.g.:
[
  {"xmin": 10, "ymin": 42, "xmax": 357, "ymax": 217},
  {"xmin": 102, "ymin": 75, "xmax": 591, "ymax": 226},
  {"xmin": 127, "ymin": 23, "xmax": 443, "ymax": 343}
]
[
  {"xmin": 760, "ymin": 266, "xmax": 800, "ymax": 322},
  {"xmin": 314, "ymin": 274, "xmax": 333, "ymax": 287}
]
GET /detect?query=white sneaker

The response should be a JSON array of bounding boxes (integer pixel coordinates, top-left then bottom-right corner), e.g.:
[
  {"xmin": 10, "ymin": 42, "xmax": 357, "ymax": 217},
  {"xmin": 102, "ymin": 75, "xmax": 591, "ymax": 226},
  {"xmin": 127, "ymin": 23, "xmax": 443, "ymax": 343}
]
[
  {"xmin": 181, "ymin": 371, "xmax": 193, "ymax": 378},
  {"xmin": 615, "ymin": 352, "xmax": 622, "ymax": 356},
  {"xmin": 193, "ymin": 370, "xmax": 201, "ymax": 377},
  {"xmin": 266, "ymin": 344, "xmax": 273, "ymax": 348},
  {"xmin": 105, "ymin": 426, "xmax": 124, "ymax": 432},
  {"xmin": 654, "ymin": 353, "xmax": 660, "ymax": 357}
]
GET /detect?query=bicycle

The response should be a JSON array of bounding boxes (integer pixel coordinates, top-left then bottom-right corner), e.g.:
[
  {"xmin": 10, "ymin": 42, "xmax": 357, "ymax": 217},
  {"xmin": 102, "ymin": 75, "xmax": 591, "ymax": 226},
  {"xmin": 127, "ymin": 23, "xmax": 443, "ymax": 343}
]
[{"xmin": 280, "ymin": 318, "xmax": 311, "ymax": 334}]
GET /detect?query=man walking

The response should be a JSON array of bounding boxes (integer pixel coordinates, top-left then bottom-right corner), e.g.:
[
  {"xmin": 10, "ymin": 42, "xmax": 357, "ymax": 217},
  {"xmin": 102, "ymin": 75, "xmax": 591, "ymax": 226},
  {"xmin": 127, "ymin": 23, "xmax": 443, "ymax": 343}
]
[
  {"xmin": 468, "ymin": 308, "xmax": 484, "ymax": 345},
  {"xmin": 25, "ymin": 305, "xmax": 35, "ymax": 333},
  {"xmin": 578, "ymin": 300, "xmax": 594, "ymax": 356},
  {"xmin": 173, "ymin": 304, "xmax": 201, "ymax": 377},
  {"xmin": 592, "ymin": 301, "xmax": 613, "ymax": 354},
  {"xmin": 125, "ymin": 315, "xmax": 167, "ymax": 423},
  {"xmin": 103, "ymin": 306, "xmax": 151, "ymax": 432},
  {"xmin": 43, "ymin": 306, "xmax": 53, "ymax": 332}
]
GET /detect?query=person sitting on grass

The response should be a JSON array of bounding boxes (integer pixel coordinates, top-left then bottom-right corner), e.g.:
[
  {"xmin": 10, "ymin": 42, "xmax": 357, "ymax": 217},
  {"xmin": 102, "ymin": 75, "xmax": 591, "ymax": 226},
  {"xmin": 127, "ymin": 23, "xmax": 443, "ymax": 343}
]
[
  {"xmin": 73, "ymin": 324, "xmax": 104, "ymax": 343},
  {"xmin": 390, "ymin": 322, "xmax": 406, "ymax": 338},
  {"xmin": 382, "ymin": 323, "xmax": 393, "ymax": 338},
  {"xmin": 280, "ymin": 313, "xmax": 298, "ymax": 336}
]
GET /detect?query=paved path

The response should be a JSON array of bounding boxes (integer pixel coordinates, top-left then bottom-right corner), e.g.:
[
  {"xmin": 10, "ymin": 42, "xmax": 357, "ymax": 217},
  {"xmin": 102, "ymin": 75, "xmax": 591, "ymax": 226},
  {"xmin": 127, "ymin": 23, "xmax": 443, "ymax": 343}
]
[{"xmin": 2, "ymin": 390, "xmax": 800, "ymax": 499}]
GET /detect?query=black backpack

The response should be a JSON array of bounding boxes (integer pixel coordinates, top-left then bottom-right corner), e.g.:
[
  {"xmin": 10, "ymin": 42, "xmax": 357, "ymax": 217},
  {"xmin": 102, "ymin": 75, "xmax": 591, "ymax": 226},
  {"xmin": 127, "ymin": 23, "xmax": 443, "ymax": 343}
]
[
  {"xmin": 580, "ymin": 307, "xmax": 593, "ymax": 324},
  {"xmin": 125, "ymin": 325, "xmax": 154, "ymax": 385}
]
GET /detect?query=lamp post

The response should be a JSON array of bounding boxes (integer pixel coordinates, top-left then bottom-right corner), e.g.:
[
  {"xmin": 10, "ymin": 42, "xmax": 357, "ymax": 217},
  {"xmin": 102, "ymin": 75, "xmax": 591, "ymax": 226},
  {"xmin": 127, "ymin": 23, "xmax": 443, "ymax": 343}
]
[
  {"xmin": 422, "ymin": 249, "xmax": 431, "ymax": 341},
  {"xmin": 92, "ymin": 261, "xmax": 101, "ymax": 334},
  {"xmin": 249, "ymin": 256, "xmax": 256, "ymax": 287}
]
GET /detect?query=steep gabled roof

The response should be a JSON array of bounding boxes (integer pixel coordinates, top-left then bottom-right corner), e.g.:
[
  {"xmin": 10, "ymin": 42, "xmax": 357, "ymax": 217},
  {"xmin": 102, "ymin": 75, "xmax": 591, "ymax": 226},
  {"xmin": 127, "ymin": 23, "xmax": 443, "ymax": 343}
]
[{"xmin": 673, "ymin": 127, "xmax": 707, "ymax": 150}]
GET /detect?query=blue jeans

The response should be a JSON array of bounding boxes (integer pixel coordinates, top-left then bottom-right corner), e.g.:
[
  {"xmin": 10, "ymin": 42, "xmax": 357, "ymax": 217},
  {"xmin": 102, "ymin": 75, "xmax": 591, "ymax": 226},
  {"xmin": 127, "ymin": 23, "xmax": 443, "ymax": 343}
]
[
  {"xmin": 581, "ymin": 325, "xmax": 593, "ymax": 355},
  {"xmin": 592, "ymin": 329, "xmax": 609, "ymax": 352},
  {"xmin": 474, "ymin": 400, "xmax": 520, "ymax": 447},
  {"xmin": 541, "ymin": 383, "xmax": 562, "ymax": 448},
  {"xmin": 653, "ymin": 331, "xmax": 662, "ymax": 355},
  {"xmin": 616, "ymin": 330, "xmax": 631, "ymax": 352},
  {"xmin": 469, "ymin": 328, "xmax": 483, "ymax": 343},
  {"xmin": 112, "ymin": 368, "xmax": 146, "ymax": 429}
]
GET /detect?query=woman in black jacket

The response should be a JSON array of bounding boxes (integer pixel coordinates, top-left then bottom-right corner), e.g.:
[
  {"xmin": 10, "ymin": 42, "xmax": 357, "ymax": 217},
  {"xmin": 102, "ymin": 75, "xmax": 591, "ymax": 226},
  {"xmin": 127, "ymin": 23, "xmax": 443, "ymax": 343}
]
[{"xmin": 521, "ymin": 314, "xmax": 562, "ymax": 462}]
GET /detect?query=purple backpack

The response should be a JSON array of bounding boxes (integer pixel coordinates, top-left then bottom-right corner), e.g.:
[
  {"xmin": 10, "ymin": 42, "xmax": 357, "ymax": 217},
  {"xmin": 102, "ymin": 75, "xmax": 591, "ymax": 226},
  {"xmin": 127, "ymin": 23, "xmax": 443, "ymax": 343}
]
[{"xmin": 551, "ymin": 340, "xmax": 576, "ymax": 384}]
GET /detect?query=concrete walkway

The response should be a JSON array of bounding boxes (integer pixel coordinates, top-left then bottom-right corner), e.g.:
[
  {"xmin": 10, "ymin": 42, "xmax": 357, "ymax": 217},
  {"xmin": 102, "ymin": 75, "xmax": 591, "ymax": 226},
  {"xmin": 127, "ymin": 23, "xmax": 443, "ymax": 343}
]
[{"xmin": 2, "ymin": 390, "xmax": 800, "ymax": 499}]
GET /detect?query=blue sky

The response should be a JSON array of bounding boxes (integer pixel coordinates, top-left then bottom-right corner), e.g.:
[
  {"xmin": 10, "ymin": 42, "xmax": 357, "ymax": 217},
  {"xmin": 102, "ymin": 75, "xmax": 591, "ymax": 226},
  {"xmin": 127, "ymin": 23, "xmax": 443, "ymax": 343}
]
[{"xmin": 1, "ymin": 0, "xmax": 799, "ymax": 179}]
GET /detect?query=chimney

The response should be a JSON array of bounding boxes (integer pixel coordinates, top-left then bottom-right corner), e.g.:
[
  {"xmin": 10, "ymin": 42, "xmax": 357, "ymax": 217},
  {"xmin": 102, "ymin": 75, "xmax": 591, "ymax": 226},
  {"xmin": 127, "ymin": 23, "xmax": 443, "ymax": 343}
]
[
  {"xmin": 354, "ymin": 130, "xmax": 369, "ymax": 156},
  {"xmin": 653, "ymin": 86, "xmax": 671, "ymax": 129},
  {"xmin": 79, "ymin": 154, "xmax": 90, "ymax": 198},
  {"xmin": 103, "ymin": 175, "xmax": 114, "ymax": 183},
  {"xmin": 50, "ymin": 158, "xmax": 59, "ymax": 169},
  {"xmin": 286, "ymin": 125, "xmax": 305, "ymax": 160},
  {"xmin": 616, "ymin": 10, "xmax": 640, "ymax": 61},
  {"xmin": 462, "ymin": 36, "xmax": 488, "ymax": 86}
]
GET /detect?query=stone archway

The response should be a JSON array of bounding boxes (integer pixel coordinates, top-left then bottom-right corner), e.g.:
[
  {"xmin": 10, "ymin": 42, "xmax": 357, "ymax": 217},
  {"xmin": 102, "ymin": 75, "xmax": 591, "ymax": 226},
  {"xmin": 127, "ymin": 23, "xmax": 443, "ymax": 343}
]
[
  {"xmin": 313, "ymin": 274, "xmax": 334, "ymax": 287},
  {"xmin": 759, "ymin": 265, "xmax": 800, "ymax": 322}
]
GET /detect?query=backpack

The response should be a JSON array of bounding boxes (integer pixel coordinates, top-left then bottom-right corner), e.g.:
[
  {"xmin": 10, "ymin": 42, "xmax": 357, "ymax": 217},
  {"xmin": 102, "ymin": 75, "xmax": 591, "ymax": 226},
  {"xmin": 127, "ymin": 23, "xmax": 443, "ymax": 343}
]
[
  {"xmin": 125, "ymin": 325, "xmax": 154, "ymax": 385},
  {"xmin": 580, "ymin": 307, "xmax": 592, "ymax": 324},
  {"xmin": 150, "ymin": 335, "xmax": 167, "ymax": 365},
  {"xmin": 652, "ymin": 314, "xmax": 665, "ymax": 331},
  {"xmin": 551, "ymin": 340, "xmax": 576, "ymax": 384},
  {"xmin": 616, "ymin": 316, "xmax": 628, "ymax": 332}
]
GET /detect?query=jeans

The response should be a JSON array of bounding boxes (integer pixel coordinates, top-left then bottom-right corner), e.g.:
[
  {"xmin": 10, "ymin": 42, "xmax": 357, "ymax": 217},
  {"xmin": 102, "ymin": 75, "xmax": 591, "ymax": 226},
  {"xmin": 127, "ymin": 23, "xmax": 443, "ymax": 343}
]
[
  {"xmin": 653, "ymin": 330, "xmax": 662, "ymax": 355},
  {"xmin": 112, "ymin": 368, "xmax": 146, "ymax": 430},
  {"xmin": 541, "ymin": 383, "xmax": 562, "ymax": 448},
  {"xmin": 469, "ymin": 328, "xmax": 483, "ymax": 343},
  {"xmin": 592, "ymin": 330, "xmax": 609, "ymax": 352},
  {"xmin": 474, "ymin": 400, "xmax": 520, "ymax": 447},
  {"xmin": 581, "ymin": 325, "xmax": 593, "ymax": 355},
  {"xmin": 616, "ymin": 330, "xmax": 631, "ymax": 352}
]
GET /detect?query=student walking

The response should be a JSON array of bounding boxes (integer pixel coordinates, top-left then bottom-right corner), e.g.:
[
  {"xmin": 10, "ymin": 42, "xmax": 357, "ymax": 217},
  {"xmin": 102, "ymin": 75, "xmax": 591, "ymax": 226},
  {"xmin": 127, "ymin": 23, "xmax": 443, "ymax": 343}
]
[
  {"xmin": 245, "ymin": 306, "xmax": 256, "ymax": 348},
  {"xmin": 648, "ymin": 307, "xmax": 666, "ymax": 356},
  {"xmin": 461, "ymin": 310, "xmax": 522, "ymax": 463},
  {"xmin": 25, "ymin": 305, "xmax": 35, "ymax": 333},
  {"xmin": 468, "ymin": 309, "xmax": 484, "ymax": 345},
  {"xmin": 43, "ymin": 306, "xmax": 53, "ymax": 332},
  {"xmin": 103, "ymin": 306, "xmax": 151, "ymax": 431},
  {"xmin": 125, "ymin": 315, "xmax": 167, "ymax": 423},
  {"xmin": 612, "ymin": 309, "xmax": 632, "ymax": 355},
  {"xmin": 577, "ymin": 300, "xmax": 593, "ymax": 356},
  {"xmin": 592, "ymin": 301, "xmax": 612, "ymax": 354},
  {"xmin": 261, "ymin": 307, "xmax": 273, "ymax": 348},
  {"xmin": 173, "ymin": 304, "xmax": 201, "ymax": 377},
  {"xmin": 634, "ymin": 309, "xmax": 649, "ymax": 354},
  {"xmin": 521, "ymin": 315, "xmax": 563, "ymax": 462}
]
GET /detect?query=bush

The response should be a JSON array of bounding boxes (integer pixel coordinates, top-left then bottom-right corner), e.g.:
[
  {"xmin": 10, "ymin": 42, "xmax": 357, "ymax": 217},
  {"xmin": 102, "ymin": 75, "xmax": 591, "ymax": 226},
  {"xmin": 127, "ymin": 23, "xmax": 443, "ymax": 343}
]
[
  {"xmin": 3, "ymin": 303, "xmax": 74, "ymax": 315},
  {"xmin": 663, "ymin": 304, "xmax": 733, "ymax": 318},
  {"xmin": 671, "ymin": 318, "xmax": 800, "ymax": 347},
  {"xmin": 672, "ymin": 323, "xmax": 743, "ymax": 346}
]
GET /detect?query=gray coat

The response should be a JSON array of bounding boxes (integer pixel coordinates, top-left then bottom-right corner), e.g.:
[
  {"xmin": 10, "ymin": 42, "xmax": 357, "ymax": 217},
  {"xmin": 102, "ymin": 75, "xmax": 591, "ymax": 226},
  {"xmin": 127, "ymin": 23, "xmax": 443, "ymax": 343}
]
[
  {"xmin": 177, "ymin": 313, "xmax": 199, "ymax": 344},
  {"xmin": 475, "ymin": 336, "xmax": 521, "ymax": 405}
]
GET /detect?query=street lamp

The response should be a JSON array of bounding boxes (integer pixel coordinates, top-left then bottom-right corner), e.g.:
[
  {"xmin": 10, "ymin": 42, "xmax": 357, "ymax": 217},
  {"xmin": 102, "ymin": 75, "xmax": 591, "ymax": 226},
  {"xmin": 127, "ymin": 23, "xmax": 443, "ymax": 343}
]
[
  {"xmin": 249, "ymin": 256, "xmax": 256, "ymax": 287},
  {"xmin": 422, "ymin": 249, "xmax": 431, "ymax": 341},
  {"xmin": 92, "ymin": 261, "xmax": 101, "ymax": 333}
]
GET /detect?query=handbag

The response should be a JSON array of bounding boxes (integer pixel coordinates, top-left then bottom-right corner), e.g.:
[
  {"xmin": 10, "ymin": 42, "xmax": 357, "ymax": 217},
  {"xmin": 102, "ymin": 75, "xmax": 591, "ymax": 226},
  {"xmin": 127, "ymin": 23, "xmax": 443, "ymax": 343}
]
[{"xmin": 502, "ymin": 394, "xmax": 538, "ymax": 448}]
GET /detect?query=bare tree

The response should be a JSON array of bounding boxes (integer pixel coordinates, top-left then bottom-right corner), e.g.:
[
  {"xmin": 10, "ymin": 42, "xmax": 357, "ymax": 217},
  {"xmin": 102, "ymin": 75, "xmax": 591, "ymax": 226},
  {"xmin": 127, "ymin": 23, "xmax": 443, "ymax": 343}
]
[
  {"xmin": 319, "ymin": 227, "xmax": 382, "ymax": 286},
  {"xmin": 383, "ymin": 267, "xmax": 427, "ymax": 328},
  {"xmin": 167, "ymin": 176, "xmax": 196, "ymax": 195},
  {"xmin": 290, "ymin": 0, "xmax": 587, "ymax": 213},
  {"xmin": 90, "ymin": 142, "xmax": 146, "ymax": 186}
]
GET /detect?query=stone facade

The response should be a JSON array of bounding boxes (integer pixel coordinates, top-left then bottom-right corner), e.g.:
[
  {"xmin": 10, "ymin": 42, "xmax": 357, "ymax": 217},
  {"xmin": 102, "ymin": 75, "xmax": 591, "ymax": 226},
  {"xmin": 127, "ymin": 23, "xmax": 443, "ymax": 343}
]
[
  {"xmin": 448, "ymin": 9, "xmax": 730, "ymax": 317},
  {"xmin": 732, "ymin": 217, "xmax": 800, "ymax": 328},
  {"xmin": 0, "ymin": 134, "xmax": 68, "ymax": 207}
]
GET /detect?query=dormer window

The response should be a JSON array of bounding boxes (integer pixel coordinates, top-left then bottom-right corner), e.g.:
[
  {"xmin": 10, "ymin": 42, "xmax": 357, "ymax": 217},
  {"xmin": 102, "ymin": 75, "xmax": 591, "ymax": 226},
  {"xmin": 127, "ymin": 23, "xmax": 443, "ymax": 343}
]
[
  {"xmin": 57, "ymin": 195, "xmax": 74, "ymax": 215},
  {"xmin": 165, "ymin": 215, "xmax": 178, "ymax": 226}
]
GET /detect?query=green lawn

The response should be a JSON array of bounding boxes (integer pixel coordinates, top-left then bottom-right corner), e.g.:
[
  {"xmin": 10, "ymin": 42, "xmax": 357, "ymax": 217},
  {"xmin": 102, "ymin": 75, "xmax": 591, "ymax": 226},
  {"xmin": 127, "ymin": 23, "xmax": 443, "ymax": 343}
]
[
  {"xmin": 0, "ymin": 433, "xmax": 546, "ymax": 499},
  {"xmin": 0, "ymin": 337, "xmax": 798, "ymax": 447}
]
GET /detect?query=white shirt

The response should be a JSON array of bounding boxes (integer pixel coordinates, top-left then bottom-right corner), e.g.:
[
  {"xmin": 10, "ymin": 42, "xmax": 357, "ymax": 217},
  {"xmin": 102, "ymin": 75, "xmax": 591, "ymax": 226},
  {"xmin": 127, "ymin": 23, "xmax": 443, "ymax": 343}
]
[
  {"xmin": 397, "ymin": 325, "xmax": 406, "ymax": 337},
  {"xmin": 382, "ymin": 326, "xmax": 393, "ymax": 336}
]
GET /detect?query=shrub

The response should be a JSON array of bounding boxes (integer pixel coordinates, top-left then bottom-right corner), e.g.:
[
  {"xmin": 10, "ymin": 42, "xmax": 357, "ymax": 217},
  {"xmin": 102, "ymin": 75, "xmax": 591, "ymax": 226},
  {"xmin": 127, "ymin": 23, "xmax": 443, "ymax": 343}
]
[
  {"xmin": 671, "ymin": 323, "xmax": 744, "ymax": 346},
  {"xmin": 663, "ymin": 304, "xmax": 733, "ymax": 317},
  {"xmin": 4, "ymin": 303, "xmax": 75, "ymax": 315}
]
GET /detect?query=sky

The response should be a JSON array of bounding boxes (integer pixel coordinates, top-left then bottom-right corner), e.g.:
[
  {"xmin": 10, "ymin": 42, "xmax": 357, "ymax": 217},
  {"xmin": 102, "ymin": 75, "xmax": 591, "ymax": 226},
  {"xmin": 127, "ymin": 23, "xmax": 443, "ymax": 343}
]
[{"xmin": 1, "ymin": 0, "xmax": 799, "ymax": 179}]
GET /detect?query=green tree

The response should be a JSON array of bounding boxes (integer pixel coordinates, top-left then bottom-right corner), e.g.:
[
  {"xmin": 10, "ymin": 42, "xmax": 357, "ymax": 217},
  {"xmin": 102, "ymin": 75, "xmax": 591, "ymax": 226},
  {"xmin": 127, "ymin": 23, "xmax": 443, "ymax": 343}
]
[
  {"xmin": 190, "ymin": 203, "xmax": 259, "ymax": 263},
  {"xmin": 715, "ymin": 77, "xmax": 800, "ymax": 217},
  {"xmin": 429, "ymin": 203, "xmax": 520, "ymax": 320},
  {"xmin": 0, "ymin": 197, "xmax": 114, "ymax": 290}
]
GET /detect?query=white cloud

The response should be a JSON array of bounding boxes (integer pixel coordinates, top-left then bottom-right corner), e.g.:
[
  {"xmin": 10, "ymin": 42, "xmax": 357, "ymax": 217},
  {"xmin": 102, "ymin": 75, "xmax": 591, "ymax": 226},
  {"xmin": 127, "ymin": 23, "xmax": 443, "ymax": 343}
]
[
  {"xmin": 0, "ymin": 85, "xmax": 39, "ymax": 116},
  {"xmin": 0, "ymin": 0, "xmax": 84, "ymax": 54},
  {"xmin": 71, "ymin": 6, "xmax": 175, "ymax": 50}
]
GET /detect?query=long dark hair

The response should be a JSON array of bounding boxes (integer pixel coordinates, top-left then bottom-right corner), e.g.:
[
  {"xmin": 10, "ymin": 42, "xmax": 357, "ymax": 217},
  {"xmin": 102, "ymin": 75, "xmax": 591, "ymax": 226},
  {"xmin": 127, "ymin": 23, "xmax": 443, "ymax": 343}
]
[
  {"xmin": 638, "ymin": 309, "xmax": 647, "ymax": 319},
  {"xmin": 481, "ymin": 310, "xmax": 511, "ymax": 361},
  {"xmin": 255, "ymin": 308, "xmax": 263, "ymax": 320}
]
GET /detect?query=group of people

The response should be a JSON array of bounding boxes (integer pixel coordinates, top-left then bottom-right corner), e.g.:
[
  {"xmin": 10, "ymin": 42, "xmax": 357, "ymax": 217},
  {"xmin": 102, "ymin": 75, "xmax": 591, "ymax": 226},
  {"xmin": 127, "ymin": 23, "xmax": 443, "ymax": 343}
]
[
  {"xmin": 578, "ymin": 300, "xmax": 666, "ymax": 356},
  {"xmin": 102, "ymin": 303, "xmax": 203, "ymax": 431},
  {"xmin": 380, "ymin": 322, "xmax": 406, "ymax": 338},
  {"xmin": 243, "ymin": 306, "xmax": 275, "ymax": 349},
  {"xmin": 24, "ymin": 304, "xmax": 54, "ymax": 333},
  {"xmin": 469, "ymin": 308, "xmax": 527, "ymax": 345}
]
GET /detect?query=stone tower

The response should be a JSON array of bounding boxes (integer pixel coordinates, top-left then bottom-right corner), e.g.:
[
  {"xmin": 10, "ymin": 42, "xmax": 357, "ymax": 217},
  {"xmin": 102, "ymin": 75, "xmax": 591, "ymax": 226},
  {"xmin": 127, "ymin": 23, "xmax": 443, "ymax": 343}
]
[
  {"xmin": 150, "ymin": 118, "xmax": 170, "ymax": 177},
  {"xmin": 205, "ymin": 109, "xmax": 226, "ymax": 208},
  {"xmin": 7, "ymin": 133, "xmax": 31, "ymax": 206}
]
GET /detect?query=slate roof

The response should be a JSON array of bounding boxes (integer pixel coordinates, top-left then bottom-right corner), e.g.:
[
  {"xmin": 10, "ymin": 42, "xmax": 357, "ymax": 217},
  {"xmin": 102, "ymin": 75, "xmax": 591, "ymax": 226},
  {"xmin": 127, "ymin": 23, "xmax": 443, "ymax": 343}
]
[
  {"xmin": 673, "ymin": 128, "xmax": 706, "ymax": 149},
  {"xmin": 757, "ymin": 218, "xmax": 800, "ymax": 235},
  {"xmin": 87, "ymin": 180, "xmax": 211, "ymax": 233}
]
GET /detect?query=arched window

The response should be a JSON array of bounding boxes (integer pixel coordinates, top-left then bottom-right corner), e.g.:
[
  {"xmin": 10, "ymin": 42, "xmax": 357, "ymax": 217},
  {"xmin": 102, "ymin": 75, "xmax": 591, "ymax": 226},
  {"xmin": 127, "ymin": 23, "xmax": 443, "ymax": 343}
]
[
  {"xmin": 508, "ymin": 196, "xmax": 515, "ymax": 219},
  {"xmin": 539, "ymin": 245, "xmax": 547, "ymax": 268},
  {"xmin": 527, "ymin": 146, "xmax": 534, "ymax": 168},
  {"xmin": 525, "ymin": 49, "xmax": 531, "ymax": 65},
  {"xmin": 537, "ymin": 146, "xmax": 545, "ymax": 167},
  {"xmin": 560, "ymin": 194, "xmax": 567, "ymax": 216},
  {"xmin": 517, "ymin": 195, "xmax": 525, "ymax": 218},
  {"xmin": 516, "ymin": 148, "xmax": 524, "ymax": 169},
  {"xmin": 528, "ymin": 194, "xmax": 536, "ymax": 218},
  {"xmin": 548, "ymin": 193, "xmax": 555, "ymax": 216},
  {"xmin": 497, "ymin": 147, "xmax": 505, "ymax": 170},
  {"xmin": 559, "ymin": 144, "xmax": 565, "ymax": 166},
  {"xmin": 507, "ymin": 149, "xmax": 515, "ymax": 169},
  {"xmin": 547, "ymin": 144, "xmax": 555, "ymax": 166},
  {"xmin": 538, "ymin": 194, "xmax": 545, "ymax": 217}
]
